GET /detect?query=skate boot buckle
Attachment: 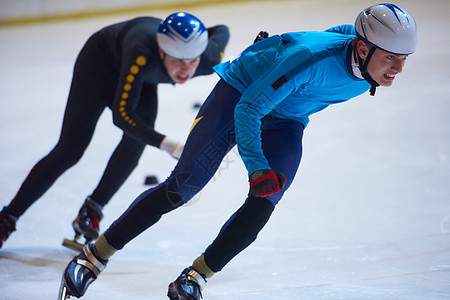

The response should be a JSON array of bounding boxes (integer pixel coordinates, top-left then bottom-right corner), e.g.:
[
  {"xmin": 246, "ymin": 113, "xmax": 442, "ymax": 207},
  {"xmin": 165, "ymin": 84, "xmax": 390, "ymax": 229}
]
[{"xmin": 186, "ymin": 268, "xmax": 206, "ymax": 291}]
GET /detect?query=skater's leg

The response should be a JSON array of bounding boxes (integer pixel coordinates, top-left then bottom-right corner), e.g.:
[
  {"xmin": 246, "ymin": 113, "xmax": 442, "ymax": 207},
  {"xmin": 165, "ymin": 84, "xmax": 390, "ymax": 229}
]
[
  {"xmin": 69, "ymin": 84, "xmax": 156, "ymax": 246},
  {"xmin": 0, "ymin": 207, "xmax": 17, "ymax": 248},
  {"xmin": 165, "ymin": 79, "xmax": 241, "ymax": 202},
  {"xmin": 103, "ymin": 184, "xmax": 184, "ymax": 249},
  {"xmin": 7, "ymin": 35, "xmax": 115, "ymax": 219},
  {"xmin": 167, "ymin": 118, "xmax": 304, "ymax": 299},
  {"xmin": 65, "ymin": 135, "xmax": 146, "ymax": 246},
  {"xmin": 90, "ymin": 83, "xmax": 158, "ymax": 207},
  {"xmin": 8, "ymin": 107, "xmax": 101, "ymax": 218},
  {"xmin": 90, "ymin": 135, "xmax": 146, "ymax": 207},
  {"xmin": 259, "ymin": 116, "xmax": 305, "ymax": 205},
  {"xmin": 202, "ymin": 195, "xmax": 275, "ymax": 273},
  {"xmin": 192, "ymin": 117, "xmax": 305, "ymax": 274},
  {"xmin": 98, "ymin": 79, "xmax": 242, "ymax": 252},
  {"xmin": 60, "ymin": 80, "xmax": 241, "ymax": 298}
]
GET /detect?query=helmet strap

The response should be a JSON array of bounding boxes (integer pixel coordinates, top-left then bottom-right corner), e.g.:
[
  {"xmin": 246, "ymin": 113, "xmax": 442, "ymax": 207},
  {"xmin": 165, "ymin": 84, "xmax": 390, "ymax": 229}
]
[{"xmin": 357, "ymin": 46, "xmax": 379, "ymax": 96}]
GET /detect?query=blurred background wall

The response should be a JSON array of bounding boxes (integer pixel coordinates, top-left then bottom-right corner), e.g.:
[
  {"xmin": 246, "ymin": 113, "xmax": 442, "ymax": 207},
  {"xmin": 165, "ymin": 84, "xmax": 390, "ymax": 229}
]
[{"xmin": 0, "ymin": 0, "xmax": 255, "ymax": 25}]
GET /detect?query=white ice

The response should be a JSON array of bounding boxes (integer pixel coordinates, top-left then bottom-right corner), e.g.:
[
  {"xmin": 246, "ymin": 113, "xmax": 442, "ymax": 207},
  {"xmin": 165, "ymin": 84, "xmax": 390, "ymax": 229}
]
[{"xmin": 1, "ymin": 0, "xmax": 449, "ymax": 299}]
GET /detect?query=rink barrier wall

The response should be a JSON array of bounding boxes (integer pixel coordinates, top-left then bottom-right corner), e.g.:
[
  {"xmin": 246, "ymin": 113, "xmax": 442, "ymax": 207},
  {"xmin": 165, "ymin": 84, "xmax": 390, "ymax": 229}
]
[{"xmin": 0, "ymin": 0, "xmax": 281, "ymax": 27}]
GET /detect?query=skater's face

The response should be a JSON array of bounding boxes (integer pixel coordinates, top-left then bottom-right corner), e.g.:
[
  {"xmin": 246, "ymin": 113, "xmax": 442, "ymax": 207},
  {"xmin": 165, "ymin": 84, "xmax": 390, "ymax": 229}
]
[
  {"xmin": 357, "ymin": 40, "xmax": 407, "ymax": 87},
  {"xmin": 159, "ymin": 49, "xmax": 200, "ymax": 84}
]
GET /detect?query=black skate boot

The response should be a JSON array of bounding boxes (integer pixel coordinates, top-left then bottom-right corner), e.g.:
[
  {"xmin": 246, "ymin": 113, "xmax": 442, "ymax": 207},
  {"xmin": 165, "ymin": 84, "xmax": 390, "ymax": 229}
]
[
  {"xmin": 167, "ymin": 267, "xmax": 207, "ymax": 300},
  {"xmin": 0, "ymin": 206, "xmax": 17, "ymax": 248},
  {"xmin": 73, "ymin": 197, "xmax": 103, "ymax": 241},
  {"xmin": 63, "ymin": 197, "xmax": 103, "ymax": 251},
  {"xmin": 58, "ymin": 244, "xmax": 107, "ymax": 299}
]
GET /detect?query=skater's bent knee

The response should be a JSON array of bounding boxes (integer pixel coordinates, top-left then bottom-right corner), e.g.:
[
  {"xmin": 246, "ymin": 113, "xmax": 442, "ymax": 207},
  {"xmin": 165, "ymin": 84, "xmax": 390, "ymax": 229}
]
[{"xmin": 138, "ymin": 184, "xmax": 183, "ymax": 213}]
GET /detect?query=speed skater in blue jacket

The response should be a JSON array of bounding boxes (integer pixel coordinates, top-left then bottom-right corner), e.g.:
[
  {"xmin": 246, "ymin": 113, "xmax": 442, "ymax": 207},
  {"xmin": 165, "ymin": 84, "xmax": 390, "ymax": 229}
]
[{"xmin": 58, "ymin": 4, "xmax": 418, "ymax": 300}]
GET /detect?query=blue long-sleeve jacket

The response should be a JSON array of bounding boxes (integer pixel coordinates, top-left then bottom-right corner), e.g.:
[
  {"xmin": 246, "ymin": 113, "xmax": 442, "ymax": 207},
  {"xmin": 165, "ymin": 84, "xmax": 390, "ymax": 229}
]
[{"xmin": 214, "ymin": 25, "xmax": 371, "ymax": 175}]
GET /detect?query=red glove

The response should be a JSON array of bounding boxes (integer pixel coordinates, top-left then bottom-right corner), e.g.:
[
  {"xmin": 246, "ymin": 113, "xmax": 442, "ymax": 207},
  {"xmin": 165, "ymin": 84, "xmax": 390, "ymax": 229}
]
[{"xmin": 249, "ymin": 169, "xmax": 287, "ymax": 197}]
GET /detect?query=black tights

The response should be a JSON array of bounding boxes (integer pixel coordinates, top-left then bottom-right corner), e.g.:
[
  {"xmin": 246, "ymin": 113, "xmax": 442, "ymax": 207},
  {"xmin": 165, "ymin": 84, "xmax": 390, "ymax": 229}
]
[
  {"xmin": 8, "ymin": 34, "xmax": 157, "ymax": 217},
  {"xmin": 104, "ymin": 183, "xmax": 274, "ymax": 273},
  {"xmin": 204, "ymin": 195, "xmax": 275, "ymax": 272}
]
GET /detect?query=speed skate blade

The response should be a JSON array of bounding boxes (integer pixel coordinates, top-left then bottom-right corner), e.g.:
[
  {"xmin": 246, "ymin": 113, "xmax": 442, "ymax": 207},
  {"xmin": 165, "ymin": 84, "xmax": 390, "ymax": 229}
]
[
  {"xmin": 62, "ymin": 238, "xmax": 84, "ymax": 252},
  {"xmin": 58, "ymin": 275, "xmax": 71, "ymax": 300}
]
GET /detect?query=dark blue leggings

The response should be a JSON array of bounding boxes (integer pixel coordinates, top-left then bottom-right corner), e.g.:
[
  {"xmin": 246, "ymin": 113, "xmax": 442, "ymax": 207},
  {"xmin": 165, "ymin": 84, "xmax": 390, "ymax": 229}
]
[{"xmin": 104, "ymin": 79, "xmax": 304, "ymax": 271}]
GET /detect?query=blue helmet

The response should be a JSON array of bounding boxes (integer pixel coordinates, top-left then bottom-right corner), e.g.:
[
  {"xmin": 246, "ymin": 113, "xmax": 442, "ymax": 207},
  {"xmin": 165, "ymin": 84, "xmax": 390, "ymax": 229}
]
[{"xmin": 157, "ymin": 12, "xmax": 208, "ymax": 59}]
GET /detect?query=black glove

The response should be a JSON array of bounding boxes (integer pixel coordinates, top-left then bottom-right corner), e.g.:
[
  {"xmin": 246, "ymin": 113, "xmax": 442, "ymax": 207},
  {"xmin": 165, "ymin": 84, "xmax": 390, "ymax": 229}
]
[
  {"xmin": 253, "ymin": 31, "xmax": 269, "ymax": 43},
  {"xmin": 249, "ymin": 169, "xmax": 286, "ymax": 197}
]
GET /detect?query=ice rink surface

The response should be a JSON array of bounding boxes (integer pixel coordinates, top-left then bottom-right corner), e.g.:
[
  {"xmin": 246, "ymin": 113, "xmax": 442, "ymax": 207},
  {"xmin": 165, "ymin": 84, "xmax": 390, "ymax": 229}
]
[{"xmin": 0, "ymin": 0, "xmax": 449, "ymax": 299}]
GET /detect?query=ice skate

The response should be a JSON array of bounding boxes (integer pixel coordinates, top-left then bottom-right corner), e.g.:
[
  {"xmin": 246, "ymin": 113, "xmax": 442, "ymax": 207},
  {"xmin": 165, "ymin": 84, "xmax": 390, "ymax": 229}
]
[
  {"xmin": 63, "ymin": 197, "xmax": 103, "ymax": 252},
  {"xmin": 58, "ymin": 244, "xmax": 107, "ymax": 299},
  {"xmin": 0, "ymin": 206, "xmax": 17, "ymax": 248},
  {"xmin": 167, "ymin": 267, "xmax": 207, "ymax": 300},
  {"xmin": 58, "ymin": 275, "xmax": 71, "ymax": 300}
]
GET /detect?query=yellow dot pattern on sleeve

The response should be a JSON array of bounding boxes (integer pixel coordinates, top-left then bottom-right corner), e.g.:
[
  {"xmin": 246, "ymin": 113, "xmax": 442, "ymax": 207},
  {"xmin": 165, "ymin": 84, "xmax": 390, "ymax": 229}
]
[
  {"xmin": 136, "ymin": 56, "xmax": 147, "ymax": 66},
  {"xmin": 118, "ymin": 56, "xmax": 147, "ymax": 127},
  {"xmin": 130, "ymin": 65, "xmax": 139, "ymax": 74}
]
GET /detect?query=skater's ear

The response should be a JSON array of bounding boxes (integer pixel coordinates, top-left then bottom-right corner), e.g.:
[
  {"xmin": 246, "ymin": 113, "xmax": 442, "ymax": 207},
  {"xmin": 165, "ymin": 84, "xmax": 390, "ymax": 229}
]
[{"xmin": 158, "ymin": 48, "xmax": 166, "ymax": 60}]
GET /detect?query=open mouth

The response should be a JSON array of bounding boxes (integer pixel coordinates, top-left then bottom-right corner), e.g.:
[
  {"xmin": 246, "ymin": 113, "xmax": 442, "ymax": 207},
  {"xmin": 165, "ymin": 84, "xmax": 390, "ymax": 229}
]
[
  {"xmin": 176, "ymin": 74, "xmax": 189, "ymax": 82},
  {"xmin": 384, "ymin": 73, "xmax": 397, "ymax": 82}
]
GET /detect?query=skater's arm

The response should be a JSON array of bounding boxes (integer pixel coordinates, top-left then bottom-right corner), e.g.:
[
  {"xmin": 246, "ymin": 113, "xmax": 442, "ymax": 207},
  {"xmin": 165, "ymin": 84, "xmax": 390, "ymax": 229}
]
[
  {"xmin": 111, "ymin": 48, "xmax": 166, "ymax": 147},
  {"xmin": 194, "ymin": 25, "xmax": 230, "ymax": 76},
  {"xmin": 234, "ymin": 50, "xmax": 314, "ymax": 175}
]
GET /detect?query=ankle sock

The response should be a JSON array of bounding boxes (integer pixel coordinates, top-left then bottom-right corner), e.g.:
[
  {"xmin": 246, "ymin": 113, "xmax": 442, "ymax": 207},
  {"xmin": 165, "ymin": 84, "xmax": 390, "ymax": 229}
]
[
  {"xmin": 94, "ymin": 234, "xmax": 117, "ymax": 261},
  {"xmin": 193, "ymin": 254, "xmax": 215, "ymax": 279}
]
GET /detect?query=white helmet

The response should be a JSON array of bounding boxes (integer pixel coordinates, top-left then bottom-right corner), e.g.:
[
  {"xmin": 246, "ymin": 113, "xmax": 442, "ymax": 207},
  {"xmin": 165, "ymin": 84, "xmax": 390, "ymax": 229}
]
[
  {"xmin": 355, "ymin": 3, "xmax": 418, "ymax": 55},
  {"xmin": 157, "ymin": 12, "xmax": 208, "ymax": 59}
]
